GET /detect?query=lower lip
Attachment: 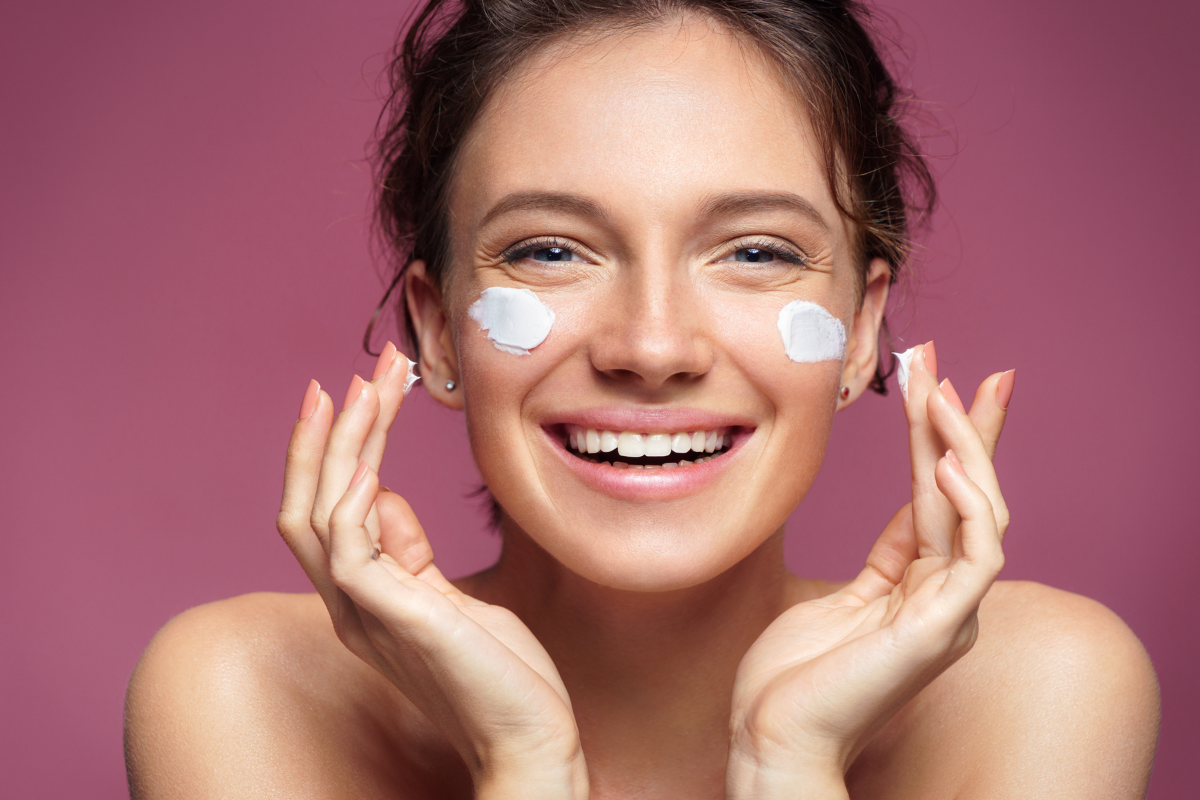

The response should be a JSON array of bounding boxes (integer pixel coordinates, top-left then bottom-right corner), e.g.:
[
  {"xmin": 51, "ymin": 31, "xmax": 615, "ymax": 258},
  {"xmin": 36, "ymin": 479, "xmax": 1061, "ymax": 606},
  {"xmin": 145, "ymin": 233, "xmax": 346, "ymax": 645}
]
[{"xmin": 540, "ymin": 427, "xmax": 746, "ymax": 502}]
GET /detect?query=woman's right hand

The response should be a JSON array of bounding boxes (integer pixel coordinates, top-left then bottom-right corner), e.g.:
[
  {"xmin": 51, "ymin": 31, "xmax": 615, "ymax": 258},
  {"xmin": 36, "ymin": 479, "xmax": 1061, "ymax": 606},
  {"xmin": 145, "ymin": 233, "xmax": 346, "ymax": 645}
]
[{"xmin": 276, "ymin": 343, "xmax": 588, "ymax": 800}]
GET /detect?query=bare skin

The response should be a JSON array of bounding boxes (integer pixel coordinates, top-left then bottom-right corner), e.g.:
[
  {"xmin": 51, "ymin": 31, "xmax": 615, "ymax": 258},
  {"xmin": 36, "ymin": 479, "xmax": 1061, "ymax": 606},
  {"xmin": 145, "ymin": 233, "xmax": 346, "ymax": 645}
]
[{"xmin": 125, "ymin": 17, "xmax": 1159, "ymax": 799}]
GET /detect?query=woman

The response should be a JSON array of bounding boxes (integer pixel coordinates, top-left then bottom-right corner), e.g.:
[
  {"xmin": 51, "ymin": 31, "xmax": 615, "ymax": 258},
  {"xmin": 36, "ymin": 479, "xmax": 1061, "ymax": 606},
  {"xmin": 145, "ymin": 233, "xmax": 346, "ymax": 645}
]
[{"xmin": 124, "ymin": 1, "xmax": 1159, "ymax": 796}]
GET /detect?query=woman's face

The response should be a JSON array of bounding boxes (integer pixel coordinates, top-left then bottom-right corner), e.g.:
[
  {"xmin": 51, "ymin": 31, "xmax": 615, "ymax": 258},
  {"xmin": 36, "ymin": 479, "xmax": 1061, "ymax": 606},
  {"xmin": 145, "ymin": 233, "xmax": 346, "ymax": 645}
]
[{"xmin": 411, "ymin": 17, "xmax": 887, "ymax": 591}]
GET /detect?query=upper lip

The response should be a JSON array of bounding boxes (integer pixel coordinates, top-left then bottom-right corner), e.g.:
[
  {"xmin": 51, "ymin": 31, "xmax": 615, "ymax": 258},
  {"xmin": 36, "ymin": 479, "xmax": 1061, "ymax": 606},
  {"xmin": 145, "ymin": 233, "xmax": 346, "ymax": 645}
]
[{"xmin": 541, "ymin": 406, "xmax": 756, "ymax": 432}]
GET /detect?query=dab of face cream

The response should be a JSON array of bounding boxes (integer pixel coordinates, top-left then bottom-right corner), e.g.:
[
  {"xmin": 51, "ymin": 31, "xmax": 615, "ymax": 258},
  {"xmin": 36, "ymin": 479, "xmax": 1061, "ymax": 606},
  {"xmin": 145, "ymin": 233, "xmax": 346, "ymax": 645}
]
[
  {"xmin": 468, "ymin": 287, "xmax": 555, "ymax": 356},
  {"xmin": 777, "ymin": 301, "xmax": 846, "ymax": 363},
  {"xmin": 893, "ymin": 347, "xmax": 916, "ymax": 402}
]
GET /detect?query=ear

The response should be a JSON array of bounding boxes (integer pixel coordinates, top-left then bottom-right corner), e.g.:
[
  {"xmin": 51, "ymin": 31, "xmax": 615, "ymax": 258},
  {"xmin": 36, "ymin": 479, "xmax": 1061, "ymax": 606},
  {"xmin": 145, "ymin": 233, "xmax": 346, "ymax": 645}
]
[
  {"xmin": 405, "ymin": 260, "xmax": 464, "ymax": 410},
  {"xmin": 838, "ymin": 257, "xmax": 891, "ymax": 410}
]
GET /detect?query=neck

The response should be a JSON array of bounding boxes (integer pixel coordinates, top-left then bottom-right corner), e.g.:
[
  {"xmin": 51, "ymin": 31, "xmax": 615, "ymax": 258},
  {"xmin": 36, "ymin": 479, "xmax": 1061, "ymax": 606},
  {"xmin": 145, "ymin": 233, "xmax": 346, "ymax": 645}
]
[{"xmin": 467, "ymin": 525, "xmax": 809, "ymax": 798}]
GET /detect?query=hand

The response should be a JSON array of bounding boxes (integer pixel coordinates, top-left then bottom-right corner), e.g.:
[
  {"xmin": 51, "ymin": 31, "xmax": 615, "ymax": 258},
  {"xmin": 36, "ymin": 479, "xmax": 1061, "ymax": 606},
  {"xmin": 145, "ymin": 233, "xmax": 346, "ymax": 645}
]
[
  {"xmin": 726, "ymin": 343, "xmax": 1014, "ymax": 799},
  {"xmin": 276, "ymin": 343, "xmax": 588, "ymax": 799}
]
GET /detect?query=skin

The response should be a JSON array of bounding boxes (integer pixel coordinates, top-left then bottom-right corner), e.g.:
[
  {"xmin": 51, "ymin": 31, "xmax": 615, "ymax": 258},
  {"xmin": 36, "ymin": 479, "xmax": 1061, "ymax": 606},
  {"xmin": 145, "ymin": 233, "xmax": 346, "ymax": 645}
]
[{"xmin": 124, "ymin": 17, "xmax": 1160, "ymax": 800}]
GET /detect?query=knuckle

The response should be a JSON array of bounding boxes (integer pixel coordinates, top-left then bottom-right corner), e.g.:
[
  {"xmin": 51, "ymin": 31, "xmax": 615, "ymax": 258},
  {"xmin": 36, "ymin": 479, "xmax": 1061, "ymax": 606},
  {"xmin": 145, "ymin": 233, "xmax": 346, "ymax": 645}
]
[{"xmin": 275, "ymin": 509, "xmax": 305, "ymax": 539}]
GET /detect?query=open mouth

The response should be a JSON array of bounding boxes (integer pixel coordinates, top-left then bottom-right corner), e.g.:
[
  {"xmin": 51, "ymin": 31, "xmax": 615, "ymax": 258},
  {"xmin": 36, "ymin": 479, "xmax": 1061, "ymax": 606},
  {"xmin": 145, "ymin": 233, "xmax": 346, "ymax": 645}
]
[{"xmin": 557, "ymin": 424, "xmax": 738, "ymax": 469}]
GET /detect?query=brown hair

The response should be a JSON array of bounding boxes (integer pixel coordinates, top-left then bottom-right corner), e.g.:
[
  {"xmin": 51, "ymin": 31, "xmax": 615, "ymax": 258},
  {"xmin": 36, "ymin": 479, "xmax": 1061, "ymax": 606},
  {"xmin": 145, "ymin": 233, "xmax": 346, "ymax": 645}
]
[{"xmin": 369, "ymin": 0, "xmax": 934, "ymax": 394}]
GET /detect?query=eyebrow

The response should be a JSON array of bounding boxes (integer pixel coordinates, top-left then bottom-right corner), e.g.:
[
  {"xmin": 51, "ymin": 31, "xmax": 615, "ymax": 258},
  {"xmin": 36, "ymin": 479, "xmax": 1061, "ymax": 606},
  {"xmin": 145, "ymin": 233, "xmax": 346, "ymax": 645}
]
[
  {"xmin": 479, "ymin": 191, "xmax": 609, "ymax": 228},
  {"xmin": 699, "ymin": 191, "xmax": 830, "ymax": 231}
]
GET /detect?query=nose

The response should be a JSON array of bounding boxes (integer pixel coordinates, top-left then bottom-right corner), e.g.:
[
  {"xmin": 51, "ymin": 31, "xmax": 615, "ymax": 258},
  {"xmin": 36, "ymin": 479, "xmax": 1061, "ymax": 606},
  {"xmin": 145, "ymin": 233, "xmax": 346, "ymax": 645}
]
[{"xmin": 588, "ymin": 258, "xmax": 714, "ymax": 391}]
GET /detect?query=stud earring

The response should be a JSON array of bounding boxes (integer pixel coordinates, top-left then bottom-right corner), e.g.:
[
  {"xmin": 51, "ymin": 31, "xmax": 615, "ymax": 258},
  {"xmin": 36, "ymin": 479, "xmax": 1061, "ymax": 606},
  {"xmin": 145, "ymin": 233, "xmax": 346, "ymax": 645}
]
[
  {"xmin": 840, "ymin": 386, "xmax": 850, "ymax": 400},
  {"xmin": 445, "ymin": 380, "xmax": 457, "ymax": 392}
]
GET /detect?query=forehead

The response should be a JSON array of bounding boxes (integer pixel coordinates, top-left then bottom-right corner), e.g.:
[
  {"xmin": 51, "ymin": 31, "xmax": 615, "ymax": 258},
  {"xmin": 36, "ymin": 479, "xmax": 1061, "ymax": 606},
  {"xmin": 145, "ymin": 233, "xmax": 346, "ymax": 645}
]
[{"xmin": 451, "ymin": 16, "xmax": 843, "ymax": 235}]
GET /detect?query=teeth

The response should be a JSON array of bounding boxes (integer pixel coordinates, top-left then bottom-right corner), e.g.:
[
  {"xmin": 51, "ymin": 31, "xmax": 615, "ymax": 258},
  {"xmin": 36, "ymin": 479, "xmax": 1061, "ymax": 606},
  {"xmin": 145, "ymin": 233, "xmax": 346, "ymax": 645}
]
[
  {"xmin": 617, "ymin": 431, "xmax": 646, "ymax": 457},
  {"xmin": 645, "ymin": 433, "xmax": 672, "ymax": 457},
  {"xmin": 566, "ymin": 425, "xmax": 736, "ymax": 458}
]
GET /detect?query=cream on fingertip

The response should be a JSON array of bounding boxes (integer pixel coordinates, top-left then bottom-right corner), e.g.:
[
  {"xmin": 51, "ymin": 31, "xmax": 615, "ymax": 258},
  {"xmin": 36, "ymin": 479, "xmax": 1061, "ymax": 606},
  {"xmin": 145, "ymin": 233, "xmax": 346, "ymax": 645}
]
[
  {"xmin": 402, "ymin": 356, "xmax": 420, "ymax": 395},
  {"xmin": 893, "ymin": 347, "xmax": 916, "ymax": 403}
]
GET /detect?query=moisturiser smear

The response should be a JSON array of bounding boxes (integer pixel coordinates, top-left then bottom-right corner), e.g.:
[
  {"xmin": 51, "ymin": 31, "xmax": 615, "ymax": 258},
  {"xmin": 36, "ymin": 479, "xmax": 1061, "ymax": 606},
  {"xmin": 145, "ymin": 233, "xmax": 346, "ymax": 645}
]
[
  {"xmin": 468, "ymin": 287, "xmax": 555, "ymax": 356},
  {"xmin": 402, "ymin": 358, "xmax": 421, "ymax": 395},
  {"xmin": 893, "ymin": 347, "xmax": 916, "ymax": 403},
  {"xmin": 777, "ymin": 300, "xmax": 847, "ymax": 363}
]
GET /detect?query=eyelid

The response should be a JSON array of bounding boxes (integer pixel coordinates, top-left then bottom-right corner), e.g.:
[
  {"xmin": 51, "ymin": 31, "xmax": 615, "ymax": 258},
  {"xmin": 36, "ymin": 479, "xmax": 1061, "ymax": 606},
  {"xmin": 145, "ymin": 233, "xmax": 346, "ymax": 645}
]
[{"xmin": 501, "ymin": 235, "xmax": 596, "ymax": 264}]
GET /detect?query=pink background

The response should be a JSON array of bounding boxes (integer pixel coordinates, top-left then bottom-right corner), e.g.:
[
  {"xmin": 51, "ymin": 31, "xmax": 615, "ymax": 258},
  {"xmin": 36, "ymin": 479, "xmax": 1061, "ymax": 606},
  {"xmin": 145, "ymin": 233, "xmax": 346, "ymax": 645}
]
[{"xmin": 2, "ymin": 1, "xmax": 1196, "ymax": 796}]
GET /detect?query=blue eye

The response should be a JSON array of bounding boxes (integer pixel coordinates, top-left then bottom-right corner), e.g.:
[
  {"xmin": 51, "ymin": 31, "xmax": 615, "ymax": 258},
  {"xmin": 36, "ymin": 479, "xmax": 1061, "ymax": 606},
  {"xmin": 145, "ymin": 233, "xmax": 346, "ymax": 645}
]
[
  {"xmin": 531, "ymin": 246, "xmax": 579, "ymax": 262},
  {"xmin": 735, "ymin": 247, "xmax": 774, "ymax": 263}
]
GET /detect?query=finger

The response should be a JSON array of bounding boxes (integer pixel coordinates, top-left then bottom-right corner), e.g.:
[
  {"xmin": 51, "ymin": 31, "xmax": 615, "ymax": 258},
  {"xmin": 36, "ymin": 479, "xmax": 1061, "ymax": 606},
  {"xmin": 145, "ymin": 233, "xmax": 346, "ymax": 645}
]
[
  {"xmin": 310, "ymin": 375, "xmax": 382, "ymax": 551},
  {"xmin": 935, "ymin": 450, "xmax": 1004, "ymax": 606},
  {"xmin": 900, "ymin": 342, "xmax": 960, "ymax": 557},
  {"xmin": 361, "ymin": 343, "xmax": 418, "ymax": 469},
  {"xmin": 276, "ymin": 381, "xmax": 338, "ymax": 607},
  {"xmin": 967, "ymin": 369, "xmax": 1016, "ymax": 460},
  {"xmin": 377, "ymin": 488, "xmax": 460, "ymax": 596},
  {"xmin": 927, "ymin": 383, "xmax": 1010, "ymax": 540}
]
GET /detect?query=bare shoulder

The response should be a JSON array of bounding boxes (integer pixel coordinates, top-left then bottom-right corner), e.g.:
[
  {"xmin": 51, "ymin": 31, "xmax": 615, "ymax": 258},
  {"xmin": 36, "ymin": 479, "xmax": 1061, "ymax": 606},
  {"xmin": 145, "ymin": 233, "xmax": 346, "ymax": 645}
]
[
  {"xmin": 849, "ymin": 581, "xmax": 1160, "ymax": 799},
  {"xmin": 124, "ymin": 592, "xmax": 469, "ymax": 800}
]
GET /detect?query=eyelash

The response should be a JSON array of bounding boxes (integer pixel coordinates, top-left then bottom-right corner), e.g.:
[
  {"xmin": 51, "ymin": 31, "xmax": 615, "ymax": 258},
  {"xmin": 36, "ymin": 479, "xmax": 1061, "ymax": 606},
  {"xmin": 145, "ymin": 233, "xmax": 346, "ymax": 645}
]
[
  {"xmin": 499, "ymin": 235, "xmax": 808, "ymax": 266},
  {"xmin": 725, "ymin": 237, "xmax": 809, "ymax": 267},
  {"xmin": 501, "ymin": 236, "xmax": 581, "ymax": 264}
]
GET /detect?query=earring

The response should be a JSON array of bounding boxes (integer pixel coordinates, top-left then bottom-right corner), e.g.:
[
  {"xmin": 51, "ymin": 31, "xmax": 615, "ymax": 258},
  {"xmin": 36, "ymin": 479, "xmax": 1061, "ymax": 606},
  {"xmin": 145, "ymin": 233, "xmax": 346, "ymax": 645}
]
[
  {"xmin": 840, "ymin": 386, "xmax": 850, "ymax": 399},
  {"xmin": 445, "ymin": 380, "xmax": 457, "ymax": 392}
]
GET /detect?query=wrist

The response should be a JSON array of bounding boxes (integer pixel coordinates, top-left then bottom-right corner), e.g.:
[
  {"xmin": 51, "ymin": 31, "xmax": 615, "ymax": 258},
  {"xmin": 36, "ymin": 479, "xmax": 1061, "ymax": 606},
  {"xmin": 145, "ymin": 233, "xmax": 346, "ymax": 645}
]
[
  {"xmin": 726, "ymin": 746, "xmax": 848, "ymax": 800},
  {"xmin": 474, "ymin": 750, "xmax": 589, "ymax": 800}
]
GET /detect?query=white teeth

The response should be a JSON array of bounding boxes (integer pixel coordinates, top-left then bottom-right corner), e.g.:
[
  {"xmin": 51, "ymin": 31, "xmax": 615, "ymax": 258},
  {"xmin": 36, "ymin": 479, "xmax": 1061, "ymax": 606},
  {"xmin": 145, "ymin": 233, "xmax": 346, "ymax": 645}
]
[
  {"xmin": 568, "ymin": 425, "xmax": 736, "ymax": 459},
  {"xmin": 617, "ymin": 431, "xmax": 646, "ymax": 457},
  {"xmin": 645, "ymin": 433, "xmax": 672, "ymax": 457}
]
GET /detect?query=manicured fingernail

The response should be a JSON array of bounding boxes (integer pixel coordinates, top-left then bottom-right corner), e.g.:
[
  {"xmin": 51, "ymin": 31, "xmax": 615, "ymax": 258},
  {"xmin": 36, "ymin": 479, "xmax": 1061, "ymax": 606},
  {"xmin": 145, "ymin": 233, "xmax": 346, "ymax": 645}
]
[
  {"xmin": 342, "ymin": 375, "xmax": 365, "ymax": 411},
  {"xmin": 996, "ymin": 369, "xmax": 1015, "ymax": 410},
  {"xmin": 372, "ymin": 341, "xmax": 398, "ymax": 381},
  {"xmin": 401, "ymin": 354, "xmax": 420, "ymax": 395},
  {"xmin": 298, "ymin": 379, "xmax": 320, "ymax": 421},
  {"xmin": 350, "ymin": 459, "xmax": 370, "ymax": 487},
  {"xmin": 923, "ymin": 340, "xmax": 938, "ymax": 380},
  {"xmin": 946, "ymin": 448, "xmax": 966, "ymax": 476},
  {"xmin": 940, "ymin": 378, "xmax": 966, "ymax": 414}
]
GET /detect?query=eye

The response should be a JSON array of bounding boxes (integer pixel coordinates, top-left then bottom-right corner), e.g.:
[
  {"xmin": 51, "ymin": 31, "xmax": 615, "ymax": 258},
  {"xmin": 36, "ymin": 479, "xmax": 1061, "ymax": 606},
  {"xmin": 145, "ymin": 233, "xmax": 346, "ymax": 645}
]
[
  {"xmin": 716, "ymin": 238, "xmax": 808, "ymax": 267},
  {"xmin": 734, "ymin": 247, "xmax": 774, "ymax": 263},
  {"xmin": 502, "ymin": 237, "xmax": 588, "ymax": 265}
]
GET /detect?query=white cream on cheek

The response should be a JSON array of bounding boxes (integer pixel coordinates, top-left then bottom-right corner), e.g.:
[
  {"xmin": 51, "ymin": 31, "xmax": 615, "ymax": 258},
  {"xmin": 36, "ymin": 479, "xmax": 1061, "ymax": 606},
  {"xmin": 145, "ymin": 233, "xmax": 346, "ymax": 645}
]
[
  {"xmin": 893, "ymin": 347, "xmax": 916, "ymax": 402},
  {"xmin": 468, "ymin": 287, "xmax": 556, "ymax": 355},
  {"xmin": 777, "ymin": 300, "xmax": 847, "ymax": 364}
]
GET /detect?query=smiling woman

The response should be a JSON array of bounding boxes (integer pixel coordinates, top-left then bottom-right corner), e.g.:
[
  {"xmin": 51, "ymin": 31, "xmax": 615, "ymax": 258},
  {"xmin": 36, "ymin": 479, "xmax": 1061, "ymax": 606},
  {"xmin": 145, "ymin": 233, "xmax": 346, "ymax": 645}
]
[{"xmin": 123, "ymin": 1, "xmax": 1159, "ymax": 798}]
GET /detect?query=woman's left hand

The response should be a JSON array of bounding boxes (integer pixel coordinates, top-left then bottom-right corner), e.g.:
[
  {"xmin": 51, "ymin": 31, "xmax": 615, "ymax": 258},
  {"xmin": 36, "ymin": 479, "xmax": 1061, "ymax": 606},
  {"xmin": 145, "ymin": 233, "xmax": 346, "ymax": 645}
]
[{"xmin": 726, "ymin": 343, "xmax": 1014, "ymax": 799}]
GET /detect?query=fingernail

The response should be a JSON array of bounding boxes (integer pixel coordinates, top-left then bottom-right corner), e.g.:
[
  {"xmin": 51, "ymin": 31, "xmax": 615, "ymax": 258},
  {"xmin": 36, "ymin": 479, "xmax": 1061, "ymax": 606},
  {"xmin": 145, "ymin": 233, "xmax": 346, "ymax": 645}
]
[
  {"xmin": 350, "ymin": 459, "xmax": 369, "ymax": 487},
  {"xmin": 342, "ymin": 375, "xmax": 365, "ymax": 411},
  {"xmin": 400, "ymin": 353, "xmax": 420, "ymax": 395},
  {"xmin": 996, "ymin": 369, "xmax": 1015, "ymax": 410},
  {"xmin": 946, "ymin": 448, "xmax": 966, "ymax": 476},
  {"xmin": 372, "ymin": 341, "xmax": 398, "ymax": 381},
  {"xmin": 923, "ymin": 341, "xmax": 938, "ymax": 380},
  {"xmin": 298, "ymin": 379, "xmax": 320, "ymax": 421},
  {"xmin": 940, "ymin": 378, "xmax": 966, "ymax": 414}
]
